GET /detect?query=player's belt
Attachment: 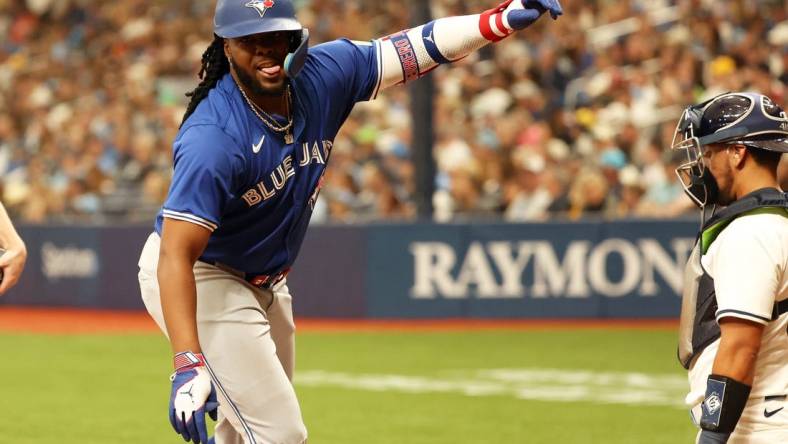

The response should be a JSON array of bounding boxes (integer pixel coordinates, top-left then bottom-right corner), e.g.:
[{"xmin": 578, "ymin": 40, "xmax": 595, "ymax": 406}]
[
  {"xmin": 212, "ymin": 262, "xmax": 290, "ymax": 290},
  {"xmin": 245, "ymin": 268, "xmax": 290, "ymax": 290}
]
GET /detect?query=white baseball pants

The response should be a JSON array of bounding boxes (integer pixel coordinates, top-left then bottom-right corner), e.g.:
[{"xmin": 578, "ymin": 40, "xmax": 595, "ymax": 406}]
[{"xmin": 138, "ymin": 232, "xmax": 307, "ymax": 444}]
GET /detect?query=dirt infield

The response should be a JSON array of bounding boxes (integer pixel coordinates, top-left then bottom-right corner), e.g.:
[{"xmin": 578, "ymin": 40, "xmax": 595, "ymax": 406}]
[
  {"xmin": 0, "ymin": 306, "xmax": 678, "ymax": 334},
  {"xmin": 0, "ymin": 307, "xmax": 159, "ymax": 334}
]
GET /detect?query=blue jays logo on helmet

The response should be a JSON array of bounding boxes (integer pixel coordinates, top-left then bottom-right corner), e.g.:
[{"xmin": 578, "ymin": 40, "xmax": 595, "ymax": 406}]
[
  {"xmin": 245, "ymin": 0, "xmax": 275, "ymax": 18},
  {"xmin": 214, "ymin": 0, "xmax": 310, "ymax": 77},
  {"xmin": 214, "ymin": 0, "xmax": 301, "ymax": 39}
]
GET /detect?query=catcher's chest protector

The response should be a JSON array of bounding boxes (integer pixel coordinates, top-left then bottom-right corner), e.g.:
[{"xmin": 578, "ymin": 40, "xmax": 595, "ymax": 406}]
[{"xmin": 678, "ymin": 188, "xmax": 788, "ymax": 369}]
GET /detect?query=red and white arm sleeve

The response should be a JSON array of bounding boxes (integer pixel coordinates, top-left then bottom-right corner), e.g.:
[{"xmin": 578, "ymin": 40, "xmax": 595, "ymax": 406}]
[{"xmin": 373, "ymin": 4, "xmax": 521, "ymax": 94}]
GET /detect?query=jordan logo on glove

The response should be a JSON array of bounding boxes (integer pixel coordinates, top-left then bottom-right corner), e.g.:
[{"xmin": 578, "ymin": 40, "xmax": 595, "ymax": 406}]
[{"xmin": 169, "ymin": 351, "xmax": 219, "ymax": 444}]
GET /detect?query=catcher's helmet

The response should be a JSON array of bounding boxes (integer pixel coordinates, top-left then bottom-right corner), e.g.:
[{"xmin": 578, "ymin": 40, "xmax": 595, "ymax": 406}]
[
  {"xmin": 671, "ymin": 92, "xmax": 788, "ymax": 207},
  {"xmin": 214, "ymin": 0, "xmax": 309, "ymax": 78}
]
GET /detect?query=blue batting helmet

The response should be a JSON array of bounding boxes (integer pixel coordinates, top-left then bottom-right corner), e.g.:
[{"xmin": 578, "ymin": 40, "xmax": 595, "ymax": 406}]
[{"xmin": 214, "ymin": 0, "xmax": 309, "ymax": 77}]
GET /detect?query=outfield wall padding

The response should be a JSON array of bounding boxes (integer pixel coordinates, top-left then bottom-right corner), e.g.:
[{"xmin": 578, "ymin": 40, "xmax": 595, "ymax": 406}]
[{"xmin": 0, "ymin": 221, "xmax": 697, "ymax": 318}]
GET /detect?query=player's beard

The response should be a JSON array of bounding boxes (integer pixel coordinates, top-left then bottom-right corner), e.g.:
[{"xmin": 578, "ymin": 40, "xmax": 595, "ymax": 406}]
[
  {"xmin": 228, "ymin": 56, "xmax": 286, "ymax": 97},
  {"xmin": 708, "ymin": 162, "xmax": 737, "ymax": 206},
  {"xmin": 712, "ymin": 176, "xmax": 735, "ymax": 206}
]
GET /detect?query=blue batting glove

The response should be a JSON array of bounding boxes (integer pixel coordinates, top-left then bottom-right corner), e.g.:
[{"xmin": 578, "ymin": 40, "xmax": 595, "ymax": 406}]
[
  {"xmin": 525, "ymin": 0, "xmax": 563, "ymax": 20},
  {"xmin": 169, "ymin": 352, "xmax": 219, "ymax": 444},
  {"xmin": 505, "ymin": 3, "xmax": 543, "ymax": 31},
  {"xmin": 507, "ymin": 0, "xmax": 564, "ymax": 30},
  {"xmin": 480, "ymin": 0, "xmax": 562, "ymax": 42}
]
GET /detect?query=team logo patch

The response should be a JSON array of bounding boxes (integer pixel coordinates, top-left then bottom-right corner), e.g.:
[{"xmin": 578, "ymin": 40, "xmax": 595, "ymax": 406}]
[
  {"xmin": 703, "ymin": 393, "xmax": 722, "ymax": 414},
  {"xmin": 245, "ymin": 0, "xmax": 275, "ymax": 18}
]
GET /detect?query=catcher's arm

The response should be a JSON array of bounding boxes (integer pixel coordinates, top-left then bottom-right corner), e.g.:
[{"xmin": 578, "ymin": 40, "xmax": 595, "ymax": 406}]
[
  {"xmin": 696, "ymin": 319, "xmax": 763, "ymax": 444},
  {"xmin": 370, "ymin": 0, "xmax": 561, "ymax": 97},
  {"xmin": 0, "ymin": 202, "xmax": 26, "ymax": 295}
]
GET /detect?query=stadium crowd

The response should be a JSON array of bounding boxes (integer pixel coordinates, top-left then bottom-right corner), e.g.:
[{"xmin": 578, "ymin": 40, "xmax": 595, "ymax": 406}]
[{"xmin": 0, "ymin": 0, "xmax": 786, "ymax": 224}]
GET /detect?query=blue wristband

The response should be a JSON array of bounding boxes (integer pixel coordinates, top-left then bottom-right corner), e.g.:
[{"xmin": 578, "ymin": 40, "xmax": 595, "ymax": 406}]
[{"xmin": 698, "ymin": 430, "xmax": 730, "ymax": 444}]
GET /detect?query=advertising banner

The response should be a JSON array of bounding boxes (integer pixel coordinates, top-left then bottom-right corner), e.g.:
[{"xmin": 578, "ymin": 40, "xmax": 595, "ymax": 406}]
[
  {"xmin": 365, "ymin": 221, "xmax": 696, "ymax": 318},
  {"xmin": 1, "ymin": 221, "xmax": 697, "ymax": 318},
  {"xmin": 2, "ymin": 226, "xmax": 150, "ymax": 310}
]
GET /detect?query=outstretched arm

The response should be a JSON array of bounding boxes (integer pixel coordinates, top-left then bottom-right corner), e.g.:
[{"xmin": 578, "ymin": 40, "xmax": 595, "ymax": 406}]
[{"xmin": 371, "ymin": 0, "xmax": 562, "ymax": 95}]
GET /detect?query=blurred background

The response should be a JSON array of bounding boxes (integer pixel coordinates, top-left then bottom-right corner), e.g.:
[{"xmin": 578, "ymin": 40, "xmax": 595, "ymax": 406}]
[
  {"xmin": 1, "ymin": 1, "xmax": 787, "ymax": 443},
  {"xmin": 3, "ymin": 0, "xmax": 788, "ymax": 314},
  {"xmin": 1, "ymin": 0, "xmax": 785, "ymax": 225}
]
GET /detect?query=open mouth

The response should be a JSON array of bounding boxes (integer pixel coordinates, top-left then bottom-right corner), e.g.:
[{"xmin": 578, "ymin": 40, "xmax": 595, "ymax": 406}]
[{"xmin": 256, "ymin": 62, "xmax": 282, "ymax": 78}]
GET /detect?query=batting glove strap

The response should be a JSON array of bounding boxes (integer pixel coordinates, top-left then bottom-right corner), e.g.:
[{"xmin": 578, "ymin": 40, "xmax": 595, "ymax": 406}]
[
  {"xmin": 174, "ymin": 351, "xmax": 205, "ymax": 372},
  {"xmin": 699, "ymin": 374, "xmax": 751, "ymax": 434},
  {"xmin": 479, "ymin": 0, "xmax": 515, "ymax": 42}
]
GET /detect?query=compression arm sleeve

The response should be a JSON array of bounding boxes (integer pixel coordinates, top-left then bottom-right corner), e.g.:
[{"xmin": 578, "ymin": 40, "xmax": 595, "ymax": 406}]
[{"xmin": 373, "ymin": 8, "xmax": 521, "ymax": 92}]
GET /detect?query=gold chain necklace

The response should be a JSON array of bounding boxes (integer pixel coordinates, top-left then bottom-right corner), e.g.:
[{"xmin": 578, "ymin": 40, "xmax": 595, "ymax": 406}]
[{"xmin": 235, "ymin": 80, "xmax": 294, "ymax": 144}]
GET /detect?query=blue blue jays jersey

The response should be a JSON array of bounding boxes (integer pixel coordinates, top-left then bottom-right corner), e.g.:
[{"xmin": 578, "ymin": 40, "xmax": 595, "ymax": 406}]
[{"xmin": 155, "ymin": 39, "xmax": 382, "ymax": 275}]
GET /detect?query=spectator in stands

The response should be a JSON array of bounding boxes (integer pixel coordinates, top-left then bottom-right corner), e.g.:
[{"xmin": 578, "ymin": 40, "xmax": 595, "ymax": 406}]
[
  {"xmin": 567, "ymin": 167, "xmax": 609, "ymax": 219},
  {"xmin": 0, "ymin": 0, "xmax": 785, "ymax": 223}
]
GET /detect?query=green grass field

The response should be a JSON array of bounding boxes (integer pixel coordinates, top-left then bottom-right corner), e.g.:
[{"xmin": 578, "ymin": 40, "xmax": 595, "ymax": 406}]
[{"xmin": 0, "ymin": 329, "xmax": 696, "ymax": 443}]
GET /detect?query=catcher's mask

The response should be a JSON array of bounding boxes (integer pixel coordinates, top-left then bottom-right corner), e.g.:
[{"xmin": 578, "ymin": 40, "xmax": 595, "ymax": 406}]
[
  {"xmin": 671, "ymin": 92, "xmax": 788, "ymax": 208},
  {"xmin": 214, "ymin": 0, "xmax": 309, "ymax": 78}
]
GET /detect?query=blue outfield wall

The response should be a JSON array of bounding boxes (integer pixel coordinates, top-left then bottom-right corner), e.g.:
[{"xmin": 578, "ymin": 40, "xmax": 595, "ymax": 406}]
[{"xmin": 0, "ymin": 220, "xmax": 698, "ymax": 318}]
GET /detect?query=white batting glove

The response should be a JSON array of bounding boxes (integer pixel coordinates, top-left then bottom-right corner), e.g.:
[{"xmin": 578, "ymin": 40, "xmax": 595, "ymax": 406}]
[{"xmin": 169, "ymin": 352, "xmax": 219, "ymax": 444}]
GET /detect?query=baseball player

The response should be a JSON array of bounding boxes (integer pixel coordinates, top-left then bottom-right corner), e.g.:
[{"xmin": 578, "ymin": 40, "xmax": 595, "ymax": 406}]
[
  {"xmin": 673, "ymin": 92, "xmax": 788, "ymax": 444},
  {"xmin": 137, "ymin": 1, "xmax": 562, "ymax": 443}
]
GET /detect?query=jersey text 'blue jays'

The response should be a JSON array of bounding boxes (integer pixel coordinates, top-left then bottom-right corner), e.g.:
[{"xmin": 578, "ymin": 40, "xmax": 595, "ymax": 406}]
[{"xmin": 155, "ymin": 39, "xmax": 381, "ymax": 276}]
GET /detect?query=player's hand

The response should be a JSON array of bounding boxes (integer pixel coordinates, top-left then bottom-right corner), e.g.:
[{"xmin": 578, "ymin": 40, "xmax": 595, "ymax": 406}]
[
  {"xmin": 169, "ymin": 352, "xmax": 219, "ymax": 443},
  {"xmin": 525, "ymin": 0, "xmax": 563, "ymax": 20},
  {"xmin": 501, "ymin": 0, "xmax": 563, "ymax": 31},
  {"xmin": 481, "ymin": 0, "xmax": 563, "ymax": 42},
  {"xmin": 0, "ymin": 242, "xmax": 27, "ymax": 295}
]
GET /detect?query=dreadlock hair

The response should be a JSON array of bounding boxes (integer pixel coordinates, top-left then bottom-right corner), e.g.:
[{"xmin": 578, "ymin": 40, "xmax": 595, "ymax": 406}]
[{"xmin": 181, "ymin": 35, "xmax": 230, "ymax": 127}]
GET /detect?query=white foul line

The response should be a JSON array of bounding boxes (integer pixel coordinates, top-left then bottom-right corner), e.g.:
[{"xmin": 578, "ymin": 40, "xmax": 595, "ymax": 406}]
[{"xmin": 295, "ymin": 368, "xmax": 688, "ymax": 407}]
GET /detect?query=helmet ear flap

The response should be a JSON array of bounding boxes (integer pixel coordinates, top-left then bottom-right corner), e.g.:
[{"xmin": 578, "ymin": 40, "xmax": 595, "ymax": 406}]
[
  {"xmin": 288, "ymin": 31, "xmax": 301, "ymax": 53},
  {"xmin": 284, "ymin": 29, "xmax": 309, "ymax": 78}
]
